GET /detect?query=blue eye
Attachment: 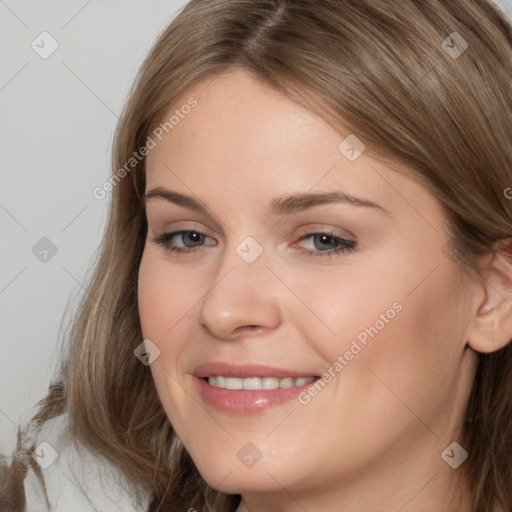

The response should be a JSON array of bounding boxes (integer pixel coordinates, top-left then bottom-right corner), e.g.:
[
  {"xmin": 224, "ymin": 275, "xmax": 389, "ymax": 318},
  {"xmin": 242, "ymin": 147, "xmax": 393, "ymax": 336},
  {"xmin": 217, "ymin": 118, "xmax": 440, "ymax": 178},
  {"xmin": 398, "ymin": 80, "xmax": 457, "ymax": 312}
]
[
  {"xmin": 153, "ymin": 230, "xmax": 215, "ymax": 254},
  {"xmin": 152, "ymin": 230, "xmax": 356, "ymax": 258},
  {"xmin": 296, "ymin": 232, "xmax": 356, "ymax": 257}
]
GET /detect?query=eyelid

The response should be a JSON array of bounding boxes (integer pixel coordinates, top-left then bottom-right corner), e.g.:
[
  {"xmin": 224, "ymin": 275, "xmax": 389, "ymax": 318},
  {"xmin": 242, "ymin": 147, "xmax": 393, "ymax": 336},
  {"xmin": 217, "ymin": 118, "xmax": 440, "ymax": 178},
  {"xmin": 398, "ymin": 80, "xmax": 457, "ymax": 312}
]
[
  {"xmin": 151, "ymin": 222, "xmax": 355, "ymax": 245},
  {"xmin": 151, "ymin": 220, "xmax": 216, "ymax": 238},
  {"xmin": 152, "ymin": 224, "xmax": 357, "ymax": 260},
  {"xmin": 294, "ymin": 223, "xmax": 356, "ymax": 242}
]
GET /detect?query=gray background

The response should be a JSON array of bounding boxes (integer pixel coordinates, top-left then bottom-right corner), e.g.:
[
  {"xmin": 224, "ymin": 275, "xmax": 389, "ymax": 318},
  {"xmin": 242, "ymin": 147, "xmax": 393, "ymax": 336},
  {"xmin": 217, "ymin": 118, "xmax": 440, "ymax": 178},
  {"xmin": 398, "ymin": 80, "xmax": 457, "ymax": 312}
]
[
  {"xmin": 1, "ymin": 0, "xmax": 512, "ymax": 455},
  {"xmin": 0, "ymin": 0, "xmax": 188, "ymax": 454}
]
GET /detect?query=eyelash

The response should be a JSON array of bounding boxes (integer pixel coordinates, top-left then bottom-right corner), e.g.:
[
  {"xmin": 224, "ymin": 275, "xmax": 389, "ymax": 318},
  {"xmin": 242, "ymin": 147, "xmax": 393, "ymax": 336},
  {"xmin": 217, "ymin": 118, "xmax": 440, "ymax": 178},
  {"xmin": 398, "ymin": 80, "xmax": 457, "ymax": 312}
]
[{"xmin": 152, "ymin": 229, "xmax": 356, "ymax": 259}]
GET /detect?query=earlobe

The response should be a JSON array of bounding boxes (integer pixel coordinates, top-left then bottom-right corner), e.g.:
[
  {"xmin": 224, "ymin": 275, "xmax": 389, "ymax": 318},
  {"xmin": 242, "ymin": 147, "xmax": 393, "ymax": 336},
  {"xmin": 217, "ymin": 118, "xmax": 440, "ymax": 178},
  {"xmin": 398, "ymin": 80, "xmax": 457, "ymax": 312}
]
[{"xmin": 468, "ymin": 241, "xmax": 512, "ymax": 354}]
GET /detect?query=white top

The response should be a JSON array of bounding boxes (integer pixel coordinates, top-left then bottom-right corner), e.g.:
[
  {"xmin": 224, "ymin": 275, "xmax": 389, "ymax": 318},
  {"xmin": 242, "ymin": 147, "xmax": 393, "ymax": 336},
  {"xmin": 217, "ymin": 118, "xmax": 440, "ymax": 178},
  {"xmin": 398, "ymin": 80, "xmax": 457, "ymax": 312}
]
[{"xmin": 13, "ymin": 413, "xmax": 151, "ymax": 512}]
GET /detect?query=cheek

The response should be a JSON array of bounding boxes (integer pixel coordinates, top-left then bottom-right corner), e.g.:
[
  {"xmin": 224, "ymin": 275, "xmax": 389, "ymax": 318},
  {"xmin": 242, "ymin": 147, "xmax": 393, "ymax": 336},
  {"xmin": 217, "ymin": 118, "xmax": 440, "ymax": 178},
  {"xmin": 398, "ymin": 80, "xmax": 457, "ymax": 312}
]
[
  {"xmin": 312, "ymin": 250, "xmax": 465, "ymax": 414},
  {"xmin": 137, "ymin": 253, "xmax": 193, "ymax": 427},
  {"xmin": 137, "ymin": 253, "xmax": 189, "ymax": 340},
  {"xmin": 339, "ymin": 262, "xmax": 466, "ymax": 425},
  {"xmin": 298, "ymin": 260, "xmax": 407, "ymax": 367}
]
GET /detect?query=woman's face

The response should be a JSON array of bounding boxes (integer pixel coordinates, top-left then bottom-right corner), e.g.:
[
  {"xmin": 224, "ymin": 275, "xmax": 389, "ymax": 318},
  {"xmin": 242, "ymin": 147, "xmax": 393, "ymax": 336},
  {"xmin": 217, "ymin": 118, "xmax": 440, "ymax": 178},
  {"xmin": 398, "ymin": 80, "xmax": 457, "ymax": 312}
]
[{"xmin": 138, "ymin": 67, "xmax": 480, "ymax": 508}]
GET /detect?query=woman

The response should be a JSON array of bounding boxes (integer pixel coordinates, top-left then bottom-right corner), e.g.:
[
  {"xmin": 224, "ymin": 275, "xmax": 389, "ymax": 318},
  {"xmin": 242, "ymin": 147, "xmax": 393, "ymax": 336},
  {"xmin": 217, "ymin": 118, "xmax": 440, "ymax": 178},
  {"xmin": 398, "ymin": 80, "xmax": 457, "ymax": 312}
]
[{"xmin": 1, "ymin": 0, "xmax": 511, "ymax": 510}]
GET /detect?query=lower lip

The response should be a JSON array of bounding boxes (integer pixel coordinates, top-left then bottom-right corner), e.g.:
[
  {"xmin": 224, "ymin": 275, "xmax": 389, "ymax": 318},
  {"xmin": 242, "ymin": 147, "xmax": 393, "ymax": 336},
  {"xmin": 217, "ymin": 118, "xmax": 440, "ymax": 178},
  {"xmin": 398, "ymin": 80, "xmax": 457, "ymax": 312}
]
[{"xmin": 194, "ymin": 376, "xmax": 319, "ymax": 414}]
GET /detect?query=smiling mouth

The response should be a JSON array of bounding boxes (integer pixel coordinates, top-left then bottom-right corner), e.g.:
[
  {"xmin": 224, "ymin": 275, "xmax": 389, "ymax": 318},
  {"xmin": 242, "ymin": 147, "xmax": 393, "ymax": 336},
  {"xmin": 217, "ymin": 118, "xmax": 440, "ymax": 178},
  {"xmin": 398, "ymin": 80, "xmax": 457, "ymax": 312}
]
[{"xmin": 204, "ymin": 376, "xmax": 317, "ymax": 390}]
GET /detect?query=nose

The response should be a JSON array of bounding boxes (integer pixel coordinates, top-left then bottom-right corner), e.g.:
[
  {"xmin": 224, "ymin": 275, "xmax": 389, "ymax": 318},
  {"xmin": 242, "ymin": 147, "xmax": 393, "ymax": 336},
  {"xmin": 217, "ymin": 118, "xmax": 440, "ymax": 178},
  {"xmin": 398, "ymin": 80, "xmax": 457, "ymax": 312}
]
[{"xmin": 196, "ymin": 240, "xmax": 282, "ymax": 340}]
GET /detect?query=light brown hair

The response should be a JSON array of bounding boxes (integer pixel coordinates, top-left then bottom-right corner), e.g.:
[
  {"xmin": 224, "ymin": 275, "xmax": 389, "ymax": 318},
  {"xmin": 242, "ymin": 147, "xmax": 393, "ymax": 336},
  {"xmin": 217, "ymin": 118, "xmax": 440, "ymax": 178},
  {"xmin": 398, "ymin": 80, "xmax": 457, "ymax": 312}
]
[{"xmin": 2, "ymin": 1, "xmax": 512, "ymax": 511}]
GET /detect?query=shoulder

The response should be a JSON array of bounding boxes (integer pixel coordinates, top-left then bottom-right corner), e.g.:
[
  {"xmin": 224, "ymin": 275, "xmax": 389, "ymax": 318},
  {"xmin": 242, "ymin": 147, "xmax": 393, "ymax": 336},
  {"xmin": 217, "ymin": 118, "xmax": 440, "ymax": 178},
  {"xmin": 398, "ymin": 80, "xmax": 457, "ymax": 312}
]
[{"xmin": 2, "ymin": 412, "xmax": 151, "ymax": 512}]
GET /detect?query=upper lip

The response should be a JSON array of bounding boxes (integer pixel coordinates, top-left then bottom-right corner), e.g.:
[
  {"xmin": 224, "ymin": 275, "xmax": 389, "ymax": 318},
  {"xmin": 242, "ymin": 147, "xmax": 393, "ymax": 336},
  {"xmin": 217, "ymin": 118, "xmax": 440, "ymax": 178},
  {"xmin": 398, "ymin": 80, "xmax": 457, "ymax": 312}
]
[{"xmin": 193, "ymin": 362, "xmax": 318, "ymax": 379}]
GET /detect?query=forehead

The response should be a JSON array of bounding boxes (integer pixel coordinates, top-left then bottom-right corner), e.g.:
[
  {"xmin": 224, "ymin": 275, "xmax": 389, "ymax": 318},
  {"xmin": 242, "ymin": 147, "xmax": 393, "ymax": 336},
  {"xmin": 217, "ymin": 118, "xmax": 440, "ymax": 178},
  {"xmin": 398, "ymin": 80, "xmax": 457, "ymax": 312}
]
[
  {"xmin": 144, "ymin": 67, "xmax": 444, "ymax": 229},
  {"xmin": 146, "ymin": 67, "xmax": 339, "ymax": 171}
]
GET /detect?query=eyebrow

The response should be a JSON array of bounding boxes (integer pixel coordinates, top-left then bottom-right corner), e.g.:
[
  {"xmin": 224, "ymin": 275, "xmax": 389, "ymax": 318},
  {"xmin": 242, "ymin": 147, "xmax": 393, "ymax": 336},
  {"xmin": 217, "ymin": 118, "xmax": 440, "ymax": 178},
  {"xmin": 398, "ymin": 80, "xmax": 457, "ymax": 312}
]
[{"xmin": 143, "ymin": 186, "xmax": 391, "ymax": 216}]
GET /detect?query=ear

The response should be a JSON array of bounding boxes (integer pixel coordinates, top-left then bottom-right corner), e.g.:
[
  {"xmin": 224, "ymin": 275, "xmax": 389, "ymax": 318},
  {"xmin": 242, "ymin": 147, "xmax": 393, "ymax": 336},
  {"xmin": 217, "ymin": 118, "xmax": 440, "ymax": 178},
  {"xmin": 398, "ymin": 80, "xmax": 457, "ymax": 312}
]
[{"xmin": 468, "ymin": 240, "xmax": 512, "ymax": 354}]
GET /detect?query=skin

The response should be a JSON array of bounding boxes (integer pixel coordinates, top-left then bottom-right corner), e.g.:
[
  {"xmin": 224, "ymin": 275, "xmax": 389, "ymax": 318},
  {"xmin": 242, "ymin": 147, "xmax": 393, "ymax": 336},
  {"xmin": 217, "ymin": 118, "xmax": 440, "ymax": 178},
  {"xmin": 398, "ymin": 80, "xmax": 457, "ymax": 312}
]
[{"xmin": 137, "ymin": 66, "xmax": 511, "ymax": 511}]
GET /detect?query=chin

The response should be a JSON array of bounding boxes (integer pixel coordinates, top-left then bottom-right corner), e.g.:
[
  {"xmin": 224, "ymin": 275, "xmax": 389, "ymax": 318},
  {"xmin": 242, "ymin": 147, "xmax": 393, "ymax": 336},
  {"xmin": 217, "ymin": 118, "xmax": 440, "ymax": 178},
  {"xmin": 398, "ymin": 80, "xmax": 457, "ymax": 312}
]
[
  {"xmin": 202, "ymin": 471, "xmax": 283, "ymax": 495},
  {"xmin": 191, "ymin": 454, "xmax": 289, "ymax": 494}
]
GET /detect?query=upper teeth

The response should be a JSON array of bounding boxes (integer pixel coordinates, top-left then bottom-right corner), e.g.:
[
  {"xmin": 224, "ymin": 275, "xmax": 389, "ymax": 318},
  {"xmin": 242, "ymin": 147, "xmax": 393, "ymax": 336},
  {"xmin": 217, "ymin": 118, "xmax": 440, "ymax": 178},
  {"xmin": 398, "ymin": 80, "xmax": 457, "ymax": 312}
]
[{"xmin": 207, "ymin": 376, "xmax": 315, "ymax": 390}]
